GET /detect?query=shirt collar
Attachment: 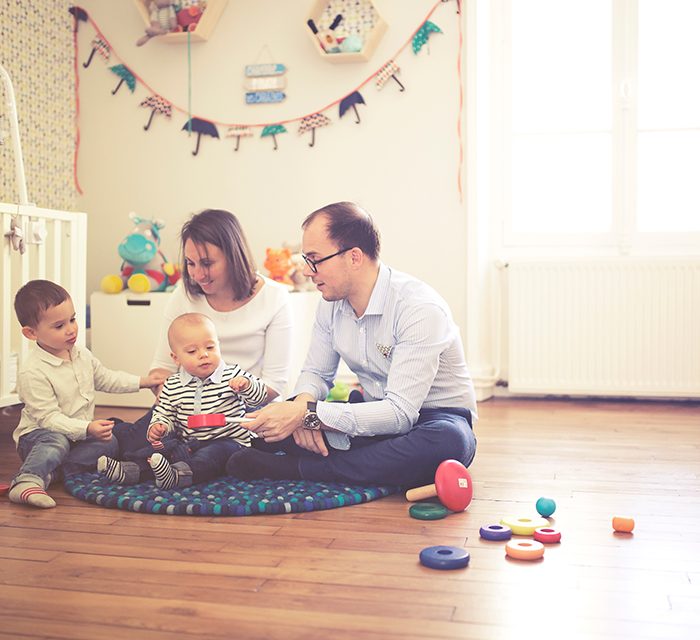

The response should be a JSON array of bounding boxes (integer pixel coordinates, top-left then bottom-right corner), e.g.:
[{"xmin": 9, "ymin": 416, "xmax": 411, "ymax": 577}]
[
  {"xmin": 362, "ymin": 262, "xmax": 391, "ymax": 316},
  {"xmin": 32, "ymin": 342, "xmax": 80, "ymax": 367},
  {"xmin": 178, "ymin": 359, "xmax": 227, "ymax": 385}
]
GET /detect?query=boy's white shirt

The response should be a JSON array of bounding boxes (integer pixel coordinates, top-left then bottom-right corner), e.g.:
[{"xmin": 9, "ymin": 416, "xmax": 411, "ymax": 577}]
[{"xmin": 13, "ymin": 343, "xmax": 140, "ymax": 446}]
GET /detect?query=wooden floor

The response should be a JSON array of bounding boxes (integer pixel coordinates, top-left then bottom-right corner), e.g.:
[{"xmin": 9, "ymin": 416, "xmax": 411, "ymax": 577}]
[{"xmin": 1, "ymin": 398, "xmax": 699, "ymax": 640}]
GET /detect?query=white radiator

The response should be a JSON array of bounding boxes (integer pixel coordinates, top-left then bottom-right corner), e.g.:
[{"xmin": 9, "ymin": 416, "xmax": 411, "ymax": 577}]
[
  {"xmin": 506, "ymin": 259, "xmax": 700, "ymax": 398},
  {"xmin": 1, "ymin": 204, "xmax": 87, "ymax": 407}
]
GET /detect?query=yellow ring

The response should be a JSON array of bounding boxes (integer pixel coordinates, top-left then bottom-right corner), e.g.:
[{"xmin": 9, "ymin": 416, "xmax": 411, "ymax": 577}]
[
  {"xmin": 505, "ymin": 539, "xmax": 545, "ymax": 560},
  {"xmin": 500, "ymin": 515, "xmax": 550, "ymax": 536}
]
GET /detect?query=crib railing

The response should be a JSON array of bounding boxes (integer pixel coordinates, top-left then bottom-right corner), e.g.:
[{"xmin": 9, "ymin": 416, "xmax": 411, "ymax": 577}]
[{"xmin": 1, "ymin": 204, "xmax": 87, "ymax": 407}]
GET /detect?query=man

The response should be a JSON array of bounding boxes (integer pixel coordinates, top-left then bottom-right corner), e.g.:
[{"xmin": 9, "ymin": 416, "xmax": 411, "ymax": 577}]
[{"xmin": 227, "ymin": 201, "xmax": 477, "ymax": 489}]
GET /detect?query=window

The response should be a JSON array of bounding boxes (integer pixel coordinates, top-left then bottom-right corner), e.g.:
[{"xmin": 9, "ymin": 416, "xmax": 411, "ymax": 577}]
[{"xmin": 492, "ymin": 0, "xmax": 700, "ymax": 249}]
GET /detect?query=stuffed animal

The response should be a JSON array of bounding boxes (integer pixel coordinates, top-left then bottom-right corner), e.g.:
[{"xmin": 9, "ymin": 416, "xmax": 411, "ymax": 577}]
[
  {"xmin": 136, "ymin": 0, "xmax": 178, "ymax": 47},
  {"xmin": 264, "ymin": 247, "xmax": 293, "ymax": 286},
  {"xmin": 101, "ymin": 212, "xmax": 180, "ymax": 294},
  {"xmin": 288, "ymin": 251, "xmax": 315, "ymax": 292},
  {"xmin": 175, "ymin": 2, "xmax": 204, "ymax": 32}
]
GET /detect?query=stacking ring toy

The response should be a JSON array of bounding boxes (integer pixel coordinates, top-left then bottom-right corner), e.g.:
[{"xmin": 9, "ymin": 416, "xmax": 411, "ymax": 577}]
[
  {"xmin": 612, "ymin": 516, "xmax": 635, "ymax": 533},
  {"xmin": 405, "ymin": 459, "xmax": 473, "ymax": 512},
  {"xmin": 479, "ymin": 524, "xmax": 512, "ymax": 541},
  {"xmin": 505, "ymin": 539, "xmax": 545, "ymax": 561},
  {"xmin": 500, "ymin": 515, "xmax": 549, "ymax": 536},
  {"xmin": 409, "ymin": 503, "xmax": 449, "ymax": 520},
  {"xmin": 187, "ymin": 413, "xmax": 253, "ymax": 429},
  {"xmin": 533, "ymin": 527, "xmax": 561, "ymax": 543},
  {"xmin": 535, "ymin": 497, "xmax": 556, "ymax": 517},
  {"xmin": 0, "ymin": 483, "xmax": 9, "ymax": 496},
  {"xmin": 419, "ymin": 545, "xmax": 470, "ymax": 570}
]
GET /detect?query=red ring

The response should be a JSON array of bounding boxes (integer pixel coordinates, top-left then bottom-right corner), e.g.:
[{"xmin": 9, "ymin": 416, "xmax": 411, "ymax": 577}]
[{"xmin": 533, "ymin": 527, "xmax": 561, "ymax": 543}]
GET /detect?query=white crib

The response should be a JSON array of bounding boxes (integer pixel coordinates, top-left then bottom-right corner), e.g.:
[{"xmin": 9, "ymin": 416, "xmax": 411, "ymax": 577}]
[{"xmin": 1, "ymin": 64, "xmax": 87, "ymax": 407}]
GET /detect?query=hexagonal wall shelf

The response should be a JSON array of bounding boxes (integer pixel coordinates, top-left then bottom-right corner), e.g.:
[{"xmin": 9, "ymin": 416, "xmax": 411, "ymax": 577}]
[
  {"xmin": 133, "ymin": 0, "xmax": 228, "ymax": 44},
  {"xmin": 306, "ymin": 0, "xmax": 388, "ymax": 63}
]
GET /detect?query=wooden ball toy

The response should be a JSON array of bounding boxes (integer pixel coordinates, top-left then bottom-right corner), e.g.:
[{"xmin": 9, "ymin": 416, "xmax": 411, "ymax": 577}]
[
  {"xmin": 533, "ymin": 527, "xmax": 561, "ymax": 543},
  {"xmin": 505, "ymin": 539, "xmax": 545, "ymax": 561},
  {"xmin": 536, "ymin": 496, "xmax": 556, "ymax": 517},
  {"xmin": 500, "ymin": 515, "xmax": 549, "ymax": 536},
  {"xmin": 405, "ymin": 459, "xmax": 473, "ymax": 512},
  {"xmin": 612, "ymin": 516, "xmax": 635, "ymax": 533}
]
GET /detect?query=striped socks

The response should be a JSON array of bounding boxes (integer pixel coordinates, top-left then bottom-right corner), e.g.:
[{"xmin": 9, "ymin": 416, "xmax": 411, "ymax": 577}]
[
  {"xmin": 148, "ymin": 453, "xmax": 178, "ymax": 489},
  {"xmin": 97, "ymin": 455, "xmax": 126, "ymax": 483},
  {"xmin": 9, "ymin": 482, "xmax": 56, "ymax": 509}
]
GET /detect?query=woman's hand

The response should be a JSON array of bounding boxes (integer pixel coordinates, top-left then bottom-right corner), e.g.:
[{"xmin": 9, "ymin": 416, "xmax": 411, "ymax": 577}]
[
  {"xmin": 144, "ymin": 368, "xmax": 171, "ymax": 398},
  {"xmin": 245, "ymin": 401, "xmax": 306, "ymax": 442}
]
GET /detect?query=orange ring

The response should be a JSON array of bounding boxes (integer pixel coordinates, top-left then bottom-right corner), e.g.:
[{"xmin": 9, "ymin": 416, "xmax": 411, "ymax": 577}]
[{"xmin": 505, "ymin": 539, "xmax": 544, "ymax": 560}]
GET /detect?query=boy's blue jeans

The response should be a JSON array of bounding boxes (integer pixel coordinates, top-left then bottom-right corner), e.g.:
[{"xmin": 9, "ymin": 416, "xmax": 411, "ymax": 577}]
[{"xmin": 12, "ymin": 429, "xmax": 119, "ymax": 490}]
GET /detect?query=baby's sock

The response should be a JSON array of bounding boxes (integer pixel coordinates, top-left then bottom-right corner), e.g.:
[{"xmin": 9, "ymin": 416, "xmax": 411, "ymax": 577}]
[
  {"xmin": 97, "ymin": 456, "xmax": 125, "ymax": 483},
  {"xmin": 148, "ymin": 453, "xmax": 177, "ymax": 489},
  {"xmin": 9, "ymin": 482, "xmax": 56, "ymax": 509}
]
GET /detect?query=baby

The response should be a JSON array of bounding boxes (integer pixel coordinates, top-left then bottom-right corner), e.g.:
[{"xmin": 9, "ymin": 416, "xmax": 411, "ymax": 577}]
[
  {"xmin": 98, "ymin": 312, "xmax": 268, "ymax": 489},
  {"xmin": 9, "ymin": 280, "xmax": 165, "ymax": 508}
]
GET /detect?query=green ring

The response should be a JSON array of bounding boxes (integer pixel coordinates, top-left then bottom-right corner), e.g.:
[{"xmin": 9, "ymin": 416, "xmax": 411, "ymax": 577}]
[{"xmin": 409, "ymin": 502, "xmax": 449, "ymax": 520}]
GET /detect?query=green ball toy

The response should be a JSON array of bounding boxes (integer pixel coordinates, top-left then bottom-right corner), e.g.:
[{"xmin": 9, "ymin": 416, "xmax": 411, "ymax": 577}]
[
  {"xmin": 327, "ymin": 382, "xmax": 349, "ymax": 402},
  {"xmin": 536, "ymin": 497, "xmax": 556, "ymax": 517}
]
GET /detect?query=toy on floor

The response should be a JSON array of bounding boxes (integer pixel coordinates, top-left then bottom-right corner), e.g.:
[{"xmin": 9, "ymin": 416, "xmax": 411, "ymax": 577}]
[
  {"xmin": 612, "ymin": 516, "xmax": 635, "ymax": 533},
  {"xmin": 419, "ymin": 545, "xmax": 470, "ymax": 570},
  {"xmin": 0, "ymin": 483, "xmax": 10, "ymax": 496},
  {"xmin": 533, "ymin": 527, "xmax": 561, "ymax": 543},
  {"xmin": 499, "ymin": 515, "xmax": 549, "ymax": 536},
  {"xmin": 100, "ymin": 212, "xmax": 180, "ymax": 294},
  {"xmin": 536, "ymin": 496, "xmax": 557, "ymax": 517},
  {"xmin": 405, "ymin": 459, "xmax": 473, "ymax": 512},
  {"xmin": 409, "ymin": 502, "xmax": 449, "ymax": 520},
  {"xmin": 479, "ymin": 524, "xmax": 512, "ymax": 541},
  {"xmin": 505, "ymin": 539, "xmax": 545, "ymax": 561}
]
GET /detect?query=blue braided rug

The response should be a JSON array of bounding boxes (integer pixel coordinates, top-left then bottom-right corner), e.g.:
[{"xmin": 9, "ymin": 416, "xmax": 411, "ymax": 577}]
[{"xmin": 64, "ymin": 472, "xmax": 398, "ymax": 516}]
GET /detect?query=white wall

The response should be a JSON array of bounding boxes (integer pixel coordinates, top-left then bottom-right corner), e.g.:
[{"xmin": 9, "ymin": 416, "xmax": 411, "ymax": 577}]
[{"xmin": 76, "ymin": 1, "xmax": 470, "ymax": 339}]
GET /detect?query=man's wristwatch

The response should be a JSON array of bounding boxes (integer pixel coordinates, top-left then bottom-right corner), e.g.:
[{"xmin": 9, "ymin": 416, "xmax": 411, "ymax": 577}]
[{"xmin": 302, "ymin": 401, "xmax": 322, "ymax": 431}]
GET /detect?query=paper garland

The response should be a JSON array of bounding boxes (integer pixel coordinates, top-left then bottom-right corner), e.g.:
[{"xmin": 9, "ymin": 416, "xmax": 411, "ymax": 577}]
[{"xmin": 70, "ymin": 0, "xmax": 464, "ymax": 197}]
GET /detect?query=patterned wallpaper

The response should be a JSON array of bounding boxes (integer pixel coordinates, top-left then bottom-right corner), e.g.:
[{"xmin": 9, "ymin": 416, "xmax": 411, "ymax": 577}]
[{"xmin": 0, "ymin": 0, "xmax": 75, "ymax": 211}]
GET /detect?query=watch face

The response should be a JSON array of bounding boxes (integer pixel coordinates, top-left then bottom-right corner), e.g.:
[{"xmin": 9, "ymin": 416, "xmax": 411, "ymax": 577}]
[{"xmin": 303, "ymin": 411, "xmax": 322, "ymax": 430}]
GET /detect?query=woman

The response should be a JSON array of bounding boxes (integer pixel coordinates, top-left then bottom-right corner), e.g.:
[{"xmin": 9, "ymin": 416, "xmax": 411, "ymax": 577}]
[{"xmin": 113, "ymin": 209, "xmax": 293, "ymax": 455}]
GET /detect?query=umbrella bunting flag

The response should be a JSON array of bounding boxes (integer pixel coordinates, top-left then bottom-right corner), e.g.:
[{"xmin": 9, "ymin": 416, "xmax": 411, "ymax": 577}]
[
  {"xmin": 225, "ymin": 125, "xmax": 254, "ymax": 152},
  {"xmin": 68, "ymin": 6, "xmax": 88, "ymax": 32},
  {"xmin": 140, "ymin": 95, "xmax": 172, "ymax": 131},
  {"xmin": 412, "ymin": 21, "xmax": 442, "ymax": 55},
  {"xmin": 375, "ymin": 60, "xmax": 405, "ymax": 92},
  {"xmin": 261, "ymin": 124, "xmax": 287, "ymax": 151},
  {"xmin": 182, "ymin": 118, "xmax": 219, "ymax": 156},
  {"xmin": 83, "ymin": 37, "xmax": 110, "ymax": 69},
  {"xmin": 298, "ymin": 114, "xmax": 331, "ymax": 148},
  {"xmin": 109, "ymin": 64, "xmax": 136, "ymax": 95},
  {"xmin": 339, "ymin": 91, "xmax": 366, "ymax": 124}
]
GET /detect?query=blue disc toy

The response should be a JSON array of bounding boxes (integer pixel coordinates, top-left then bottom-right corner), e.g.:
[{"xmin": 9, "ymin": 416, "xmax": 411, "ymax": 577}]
[
  {"xmin": 479, "ymin": 523, "xmax": 513, "ymax": 541},
  {"xmin": 419, "ymin": 545, "xmax": 470, "ymax": 570}
]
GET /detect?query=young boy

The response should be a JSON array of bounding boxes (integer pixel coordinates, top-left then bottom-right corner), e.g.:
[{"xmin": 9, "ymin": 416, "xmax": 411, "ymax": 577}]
[
  {"xmin": 10, "ymin": 280, "xmax": 166, "ymax": 509},
  {"xmin": 98, "ymin": 312, "xmax": 268, "ymax": 489}
]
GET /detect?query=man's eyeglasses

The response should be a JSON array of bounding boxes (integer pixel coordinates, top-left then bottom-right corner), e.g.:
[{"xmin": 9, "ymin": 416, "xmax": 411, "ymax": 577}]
[{"xmin": 301, "ymin": 248, "xmax": 351, "ymax": 273}]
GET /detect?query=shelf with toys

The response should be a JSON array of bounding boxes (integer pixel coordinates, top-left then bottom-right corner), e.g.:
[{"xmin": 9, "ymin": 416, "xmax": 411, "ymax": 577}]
[
  {"xmin": 306, "ymin": 0, "xmax": 387, "ymax": 63},
  {"xmin": 133, "ymin": 0, "xmax": 228, "ymax": 45}
]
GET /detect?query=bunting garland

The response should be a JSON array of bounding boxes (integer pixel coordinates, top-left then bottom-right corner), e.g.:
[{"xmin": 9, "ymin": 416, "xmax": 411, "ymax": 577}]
[{"xmin": 71, "ymin": 0, "xmax": 464, "ymax": 199}]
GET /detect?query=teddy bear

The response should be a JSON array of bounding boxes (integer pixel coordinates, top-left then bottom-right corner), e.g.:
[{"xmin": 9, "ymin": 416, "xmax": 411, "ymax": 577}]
[
  {"xmin": 136, "ymin": 0, "xmax": 178, "ymax": 47},
  {"xmin": 264, "ymin": 247, "xmax": 293, "ymax": 286}
]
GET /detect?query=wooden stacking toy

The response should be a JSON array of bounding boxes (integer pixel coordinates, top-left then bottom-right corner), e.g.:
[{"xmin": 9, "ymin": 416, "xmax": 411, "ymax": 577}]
[
  {"xmin": 405, "ymin": 459, "xmax": 473, "ymax": 512},
  {"xmin": 612, "ymin": 516, "xmax": 635, "ymax": 533},
  {"xmin": 187, "ymin": 413, "xmax": 254, "ymax": 429}
]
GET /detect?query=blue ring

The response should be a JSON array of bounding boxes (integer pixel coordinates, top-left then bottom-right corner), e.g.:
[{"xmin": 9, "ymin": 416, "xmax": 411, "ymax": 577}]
[
  {"xmin": 479, "ymin": 524, "xmax": 513, "ymax": 541},
  {"xmin": 419, "ymin": 545, "xmax": 470, "ymax": 570}
]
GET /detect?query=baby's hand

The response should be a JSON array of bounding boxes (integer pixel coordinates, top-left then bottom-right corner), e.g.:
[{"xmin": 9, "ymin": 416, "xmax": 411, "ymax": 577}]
[
  {"xmin": 141, "ymin": 371, "xmax": 168, "ymax": 389},
  {"xmin": 88, "ymin": 419, "xmax": 114, "ymax": 441},
  {"xmin": 147, "ymin": 422, "xmax": 167, "ymax": 443},
  {"xmin": 229, "ymin": 376, "xmax": 251, "ymax": 393}
]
